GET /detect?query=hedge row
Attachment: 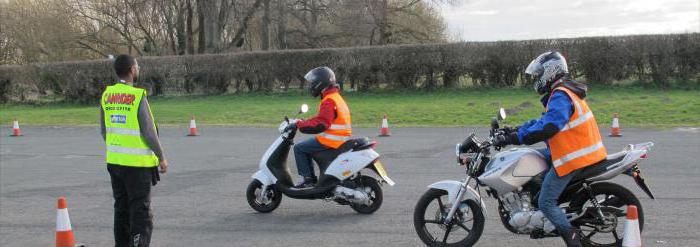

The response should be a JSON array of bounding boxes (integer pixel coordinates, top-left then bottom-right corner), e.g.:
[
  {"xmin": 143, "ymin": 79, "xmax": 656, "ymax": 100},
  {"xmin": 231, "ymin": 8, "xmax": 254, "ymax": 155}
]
[{"xmin": 1, "ymin": 33, "xmax": 698, "ymax": 103}]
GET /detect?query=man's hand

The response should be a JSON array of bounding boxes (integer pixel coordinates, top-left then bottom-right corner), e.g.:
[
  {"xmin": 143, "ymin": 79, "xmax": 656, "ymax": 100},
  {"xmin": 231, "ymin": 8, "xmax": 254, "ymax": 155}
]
[
  {"xmin": 281, "ymin": 119, "xmax": 298, "ymax": 133},
  {"xmin": 494, "ymin": 128, "xmax": 521, "ymax": 147},
  {"xmin": 159, "ymin": 159, "xmax": 168, "ymax": 174}
]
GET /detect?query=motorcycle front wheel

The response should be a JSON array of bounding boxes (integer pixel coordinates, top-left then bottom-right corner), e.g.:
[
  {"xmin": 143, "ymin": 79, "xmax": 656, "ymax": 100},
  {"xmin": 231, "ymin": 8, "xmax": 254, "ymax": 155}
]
[
  {"xmin": 246, "ymin": 180, "xmax": 282, "ymax": 213},
  {"xmin": 569, "ymin": 182, "xmax": 643, "ymax": 247},
  {"xmin": 414, "ymin": 189, "xmax": 484, "ymax": 247}
]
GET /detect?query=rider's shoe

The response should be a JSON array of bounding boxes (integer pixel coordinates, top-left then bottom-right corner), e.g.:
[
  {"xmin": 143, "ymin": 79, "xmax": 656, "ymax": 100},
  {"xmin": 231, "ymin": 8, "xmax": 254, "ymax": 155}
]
[
  {"xmin": 293, "ymin": 176, "xmax": 317, "ymax": 189},
  {"xmin": 560, "ymin": 228, "xmax": 583, "ymax": 247}
]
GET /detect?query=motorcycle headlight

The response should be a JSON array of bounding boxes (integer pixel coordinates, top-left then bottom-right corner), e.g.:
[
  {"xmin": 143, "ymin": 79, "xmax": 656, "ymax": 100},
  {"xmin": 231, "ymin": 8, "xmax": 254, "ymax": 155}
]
[{"xmin": 458, "ymin": 152, "xmax": 478, "ymax": 166}]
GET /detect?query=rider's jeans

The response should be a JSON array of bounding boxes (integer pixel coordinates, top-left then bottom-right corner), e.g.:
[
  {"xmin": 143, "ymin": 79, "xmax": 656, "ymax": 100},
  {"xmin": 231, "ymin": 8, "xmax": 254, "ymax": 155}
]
[
  {"xmin": 294, "ymin": 137, "xmax": 330, "ymax": 178},
  {"xmin": 537, "ymin": 148, "xmax": 580, "ymax": 232}
]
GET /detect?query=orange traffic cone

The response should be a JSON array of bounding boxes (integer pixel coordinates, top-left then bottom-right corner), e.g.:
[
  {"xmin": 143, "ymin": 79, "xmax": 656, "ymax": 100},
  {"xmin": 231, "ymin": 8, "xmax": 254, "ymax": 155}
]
[
  {"xmin": 609, "ymin": 113, "xmax": 622, "ymax": 137},
  {"xmin": 379, "ymin": 114, "xmax": 391, "ymax": 137},
  {"xmin": 56, "ymin": 197, "xmax": 76, "ymax": 247},
  {"xmin": 11, "ymin": 119, "xmax": 22, "ymax": 137},
  {"xmin": 187, "ymin": 115, "xmax": 198, "ymax": 136},
  {"xmin": 622, "ymin": 205, "xmax": 642, "ymax": 247}
]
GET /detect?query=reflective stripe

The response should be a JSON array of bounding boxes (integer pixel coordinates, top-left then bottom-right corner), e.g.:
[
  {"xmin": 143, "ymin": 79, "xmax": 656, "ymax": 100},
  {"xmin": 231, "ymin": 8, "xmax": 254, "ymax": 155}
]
[
  {"xmin": 106, "ymin": 145, "xmax": 154, "ymax": 156},
  {"xmin": 561, "ymin": 111, "xmax": 594, "ymax": 131},
  {"xmin": 553, "ymin": 142, "xmax": 605, "ymax": 168},
  {"xmin": 56, "ymin": 208, "xmax": 72, "ymax": 231},
  {"xmin": 329, "ymin": 124, "xmax": 352, "ymax": 130},
  {"xmin": 318, "ymin": 133, "xmax": 350, "ymax": 141},
  {"xmin": 106, "ymin": 127, "xmax": 141, "ymax": 136},
  {"xmin": 572, "ymin": 95, "xmax": 584, "ymax": 116}
]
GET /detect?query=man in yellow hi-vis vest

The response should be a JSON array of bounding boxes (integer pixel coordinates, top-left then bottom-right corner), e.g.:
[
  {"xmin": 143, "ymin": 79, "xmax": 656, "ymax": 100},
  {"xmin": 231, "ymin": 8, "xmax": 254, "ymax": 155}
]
[
  {"xmin": 287, "ymin": 67, "xmax": 352, "ymax": 188},
  {"xmin": 100, "ymin": 54, "xmax": 168, "ymax": 247}
]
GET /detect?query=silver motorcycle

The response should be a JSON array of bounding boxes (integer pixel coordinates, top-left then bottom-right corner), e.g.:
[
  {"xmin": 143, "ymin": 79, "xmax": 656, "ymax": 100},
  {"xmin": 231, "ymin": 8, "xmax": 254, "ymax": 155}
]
[{"xmin": 413, "ymin": 108, "xmax": 655, "ymax": 247}]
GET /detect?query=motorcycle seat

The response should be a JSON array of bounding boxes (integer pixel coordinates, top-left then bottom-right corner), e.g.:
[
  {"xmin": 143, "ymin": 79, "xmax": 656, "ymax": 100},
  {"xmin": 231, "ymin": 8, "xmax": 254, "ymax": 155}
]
[{"xmin": 571, "ymin": 154, "xmax": 626, "ymax": 182}]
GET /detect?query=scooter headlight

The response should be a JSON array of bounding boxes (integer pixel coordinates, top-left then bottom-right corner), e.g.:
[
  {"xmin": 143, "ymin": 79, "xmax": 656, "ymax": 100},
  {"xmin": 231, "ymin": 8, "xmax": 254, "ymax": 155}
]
[{"xmin": 278, "ymin": 121, "xmax": 289, "ymax": 133}]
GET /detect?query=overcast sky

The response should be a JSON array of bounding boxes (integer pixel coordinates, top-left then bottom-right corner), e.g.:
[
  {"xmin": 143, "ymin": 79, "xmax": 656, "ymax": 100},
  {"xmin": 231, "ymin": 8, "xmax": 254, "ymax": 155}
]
[{"xmin": 439, "ymin": 0, "xmax": 700, "ymax": 41}]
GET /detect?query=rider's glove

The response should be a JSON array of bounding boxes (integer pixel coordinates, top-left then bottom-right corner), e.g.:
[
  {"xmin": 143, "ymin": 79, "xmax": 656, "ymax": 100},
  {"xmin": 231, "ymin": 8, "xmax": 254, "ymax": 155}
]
[
  {"xmin": 494, "ymin": 131, "xmax": 520, "ymax": 147},
  {"xmin": 278, "ymin": 119, "xmax": 299, "ymax": 133},
  {"xmin": 503, "ymin": 131, "xmax": 520, "ymax": 145},
  {"xmin": 284, "ymin": 122, "xmax": 297, "ymax": 133}
]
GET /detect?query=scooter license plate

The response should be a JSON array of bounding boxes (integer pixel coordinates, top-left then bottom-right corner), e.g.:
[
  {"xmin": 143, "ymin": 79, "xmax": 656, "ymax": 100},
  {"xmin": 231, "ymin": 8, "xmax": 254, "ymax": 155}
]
[{"xmin": 373, "ymin": 161, "xmax": 395, "ymax": 186}]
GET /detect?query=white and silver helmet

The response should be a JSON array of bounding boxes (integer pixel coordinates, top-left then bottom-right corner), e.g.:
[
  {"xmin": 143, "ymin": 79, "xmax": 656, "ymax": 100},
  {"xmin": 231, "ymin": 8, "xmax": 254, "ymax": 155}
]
[{"xmin": 525, "ymin": 51, "xmax": 569, "ymax": 95}]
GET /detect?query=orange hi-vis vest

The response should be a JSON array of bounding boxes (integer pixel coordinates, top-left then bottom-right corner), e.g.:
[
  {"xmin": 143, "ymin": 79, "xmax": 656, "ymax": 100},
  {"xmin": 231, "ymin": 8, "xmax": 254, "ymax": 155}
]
[
  {"xmin": 548, "ymin": 87, "xmax": 607, "ymax": 177},
  {"xmin": 316, "ymin": 92, "xmax": 352, "ymax": 149}
]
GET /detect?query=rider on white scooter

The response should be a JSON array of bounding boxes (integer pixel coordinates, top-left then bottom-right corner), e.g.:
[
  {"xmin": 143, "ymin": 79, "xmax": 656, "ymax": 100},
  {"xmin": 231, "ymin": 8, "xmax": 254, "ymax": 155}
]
[
  {"xmin": 285, "ymin": 67, "xmax": 353, "ymax": 188},
  {"xmin": 496, "ymin": 51, "xmax": 607, "ymax": 247}
]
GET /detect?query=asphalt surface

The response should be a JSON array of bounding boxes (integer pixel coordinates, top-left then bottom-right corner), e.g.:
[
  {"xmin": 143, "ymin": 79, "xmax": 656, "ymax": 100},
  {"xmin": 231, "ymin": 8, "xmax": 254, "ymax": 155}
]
[{"xmin": 1, "ymin": 126, "xmax": 699, "ymax": 246}]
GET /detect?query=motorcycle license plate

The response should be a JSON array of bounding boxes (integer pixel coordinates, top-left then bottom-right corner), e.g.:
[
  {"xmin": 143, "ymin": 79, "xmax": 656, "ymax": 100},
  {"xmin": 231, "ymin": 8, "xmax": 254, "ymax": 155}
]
[{"xmin": 374, "ymin": 161, "xmax": 395, "ymax": 186}]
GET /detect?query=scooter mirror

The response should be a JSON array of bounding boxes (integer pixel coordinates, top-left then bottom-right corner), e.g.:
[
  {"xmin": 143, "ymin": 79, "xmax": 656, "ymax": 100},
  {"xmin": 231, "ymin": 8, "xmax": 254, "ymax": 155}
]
[
  {"xmin": 498, "ymin": 108, "xmax": 507, "ymax": 120},
  {"xmin": 299, "ymin": 104, "xmax": 309, "ymax": 114},
  {"xmin": 491, "ymin": 117, "xmax": 500, "ymax": 130}
]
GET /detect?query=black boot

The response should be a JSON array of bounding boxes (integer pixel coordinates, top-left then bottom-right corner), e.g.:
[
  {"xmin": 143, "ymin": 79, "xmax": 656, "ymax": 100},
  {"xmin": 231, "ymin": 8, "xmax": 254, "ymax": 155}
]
[
  {"xmin": 560, "ymin": 228, "xmax": 583, "ymax": 247},
  {"xmin": 293, "ymin": 176, "xmax": 317, "ymax": 188}
]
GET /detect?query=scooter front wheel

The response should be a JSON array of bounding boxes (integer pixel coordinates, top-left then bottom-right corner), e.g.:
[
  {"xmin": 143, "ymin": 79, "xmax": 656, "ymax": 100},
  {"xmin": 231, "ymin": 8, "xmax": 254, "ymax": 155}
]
[{"xmin": 246, "ymin": 180, "xmax": 282, "ymax": 213}]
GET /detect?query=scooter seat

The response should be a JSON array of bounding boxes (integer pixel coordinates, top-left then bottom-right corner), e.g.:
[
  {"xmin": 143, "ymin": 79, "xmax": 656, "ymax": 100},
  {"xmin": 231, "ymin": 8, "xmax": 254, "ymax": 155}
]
[
  {"xmin": 339, "ymin": 137, "xmax": 372, "ymax": 152},
  {"xmin": 571, "ymin": 155, "xmax": 625, "ymax": 182},
  {"xmin": 312, "ymin": 138, "xmax": 370, "ymax": 170}
]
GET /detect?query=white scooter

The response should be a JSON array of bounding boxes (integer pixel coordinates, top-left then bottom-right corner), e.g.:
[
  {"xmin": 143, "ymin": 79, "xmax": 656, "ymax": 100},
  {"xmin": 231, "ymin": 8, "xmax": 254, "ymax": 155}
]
[{"xmin": 246, "ymin": 104, "xmax": 395, "ymax": 214}]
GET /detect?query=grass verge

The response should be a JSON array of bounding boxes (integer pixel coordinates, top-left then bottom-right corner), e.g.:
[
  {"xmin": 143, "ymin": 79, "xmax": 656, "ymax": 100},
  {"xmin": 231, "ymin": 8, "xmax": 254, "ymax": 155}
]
[{"xmin": 1, "ymin": 88, "xmax": 698, "ymax": 128}]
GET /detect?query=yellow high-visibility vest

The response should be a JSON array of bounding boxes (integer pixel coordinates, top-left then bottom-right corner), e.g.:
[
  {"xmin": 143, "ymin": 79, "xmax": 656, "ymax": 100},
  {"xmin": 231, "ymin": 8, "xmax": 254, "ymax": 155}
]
[{"xmin": 101, "ymin": 83, "xmax": 158, "ymax": 167}]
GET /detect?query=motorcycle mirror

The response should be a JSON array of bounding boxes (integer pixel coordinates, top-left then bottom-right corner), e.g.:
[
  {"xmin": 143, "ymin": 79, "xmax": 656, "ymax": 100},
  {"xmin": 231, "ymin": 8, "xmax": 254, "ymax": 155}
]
[
  {"xmin": 498, "ymin": 108, "xmax": 507, "ymax": 120},
  {"xmin": 455, "ymin": 143, "xmax": 461, "ymax": 157},
  {"xmin": 299, "ymin": 104, "xmax": 309, "ymax": 114},
  {"xmin": 491, "ymin": 117, "xmax": 500, "ymax": 130}
]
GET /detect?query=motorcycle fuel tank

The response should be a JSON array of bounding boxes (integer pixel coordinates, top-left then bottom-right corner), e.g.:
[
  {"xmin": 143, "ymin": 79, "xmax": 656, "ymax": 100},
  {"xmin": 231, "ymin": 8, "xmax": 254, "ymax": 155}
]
[{"xmin": 478, "ymin": 148, "xmax": 548, "ymax": 194}]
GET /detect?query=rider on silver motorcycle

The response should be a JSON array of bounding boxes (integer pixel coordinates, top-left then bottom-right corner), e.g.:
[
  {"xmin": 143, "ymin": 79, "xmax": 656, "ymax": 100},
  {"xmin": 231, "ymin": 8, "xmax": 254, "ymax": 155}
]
[{"xmin": 498, "ymin": 51, "xmax": 608, "ymax": 247}]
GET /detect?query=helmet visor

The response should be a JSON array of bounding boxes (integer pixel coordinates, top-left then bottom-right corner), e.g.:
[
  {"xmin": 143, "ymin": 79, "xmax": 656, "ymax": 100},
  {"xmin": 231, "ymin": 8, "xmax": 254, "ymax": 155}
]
[
  {"xmin": 525, "ymin": 57, "xmax": 544, "ymax": 77},
  {"xmin": 304, "ymin": 70, "xmax": 317, "ymax": 82}
]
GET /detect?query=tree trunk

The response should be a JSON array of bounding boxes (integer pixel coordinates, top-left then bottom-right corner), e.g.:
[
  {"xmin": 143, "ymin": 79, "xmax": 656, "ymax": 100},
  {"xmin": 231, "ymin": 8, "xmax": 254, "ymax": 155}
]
[
  {"xmin": 276, "ymin": 0, "xmax": 287, "ymax": 49},
  {"xmin": 442, "ymin": 68, "xmax": 459, "ymax": 88},
  {"xmin": 308, "ymin": 0, "xmax": 318, "ymax": 47},
  {"xmin": 186, "ymin": 0, "xmax": 195, "ymax": 54},
  {"xmin": 175, "ymin": 2, "xmax": 187, "ymax": 55},
  {"xmin": 260, "ymin": 0, "xmax": 271, "ymax": 50},
  {"xmin": 424, "ymin": 69, "xmax": 436, "ymax": 90},
  {"xmin": 203, "ymin": 1, "xmax": 220, "ymax": 53},
  {"xmin": 197, "ymin": 0, "xmax": 206, "ymax": 53},
  {"xmin": 377, "ymin": 0, "xmax": 389, "ymax": 45},
  {"xmin": 229, "ymin": 0, "xmax": 264, "ymax": 50}
]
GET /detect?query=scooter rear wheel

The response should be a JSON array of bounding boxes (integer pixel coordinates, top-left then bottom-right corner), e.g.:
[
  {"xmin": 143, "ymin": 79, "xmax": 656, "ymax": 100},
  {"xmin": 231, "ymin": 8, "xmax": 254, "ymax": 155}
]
[
  {"xmin": 350, "ymin": 176, "xmax": 383, "ymax": 214},
  {"xmin": 246, "ymin": 180, "xmax": 282, "ymax": 213}
]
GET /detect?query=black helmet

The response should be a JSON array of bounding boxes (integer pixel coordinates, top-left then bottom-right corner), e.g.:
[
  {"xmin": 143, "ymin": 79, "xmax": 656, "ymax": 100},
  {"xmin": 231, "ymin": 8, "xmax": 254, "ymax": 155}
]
[
  {"xmin": 304, "ymin": 67, "xmax": 336, "ymax": 97},
  {"xmin": 525, "ymin": 51, "xmax": 569, "ymax": 95}
]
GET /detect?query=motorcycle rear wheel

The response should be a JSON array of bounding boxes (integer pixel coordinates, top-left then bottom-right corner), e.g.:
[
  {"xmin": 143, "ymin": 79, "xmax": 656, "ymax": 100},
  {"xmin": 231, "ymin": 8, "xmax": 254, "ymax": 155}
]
[
  {"xmin": 246, "ymin": 180, "xmax": 282, "ymax": 213},
  {"xmin": 569, "ymin": 182, "xmax": 643, "ymax": 247},
  {"xmin": 414, "ymin": 189, "xmax": 485, "ymax": 247}
]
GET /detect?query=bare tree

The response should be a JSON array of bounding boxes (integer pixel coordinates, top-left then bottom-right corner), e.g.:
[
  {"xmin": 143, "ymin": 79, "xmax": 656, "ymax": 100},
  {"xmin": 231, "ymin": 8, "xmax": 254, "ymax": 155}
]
[{"xmin": 1, "ymin": 0, "xmax": 450, "ymax": 64}]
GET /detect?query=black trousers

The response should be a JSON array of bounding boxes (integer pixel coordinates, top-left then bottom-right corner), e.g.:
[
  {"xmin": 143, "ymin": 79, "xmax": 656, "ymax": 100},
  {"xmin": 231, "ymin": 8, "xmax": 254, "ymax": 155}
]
[{"xmin": 107, "ymin": 164, "xmax": 155, "ymax": 247}]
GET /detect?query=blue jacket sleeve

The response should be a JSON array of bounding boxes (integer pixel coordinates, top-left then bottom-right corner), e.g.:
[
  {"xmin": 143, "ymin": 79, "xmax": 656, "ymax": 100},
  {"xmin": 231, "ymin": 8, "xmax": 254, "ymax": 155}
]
[{"xmin": 517, "ymin": 91, "xmax": 573, "ymax": 145}]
